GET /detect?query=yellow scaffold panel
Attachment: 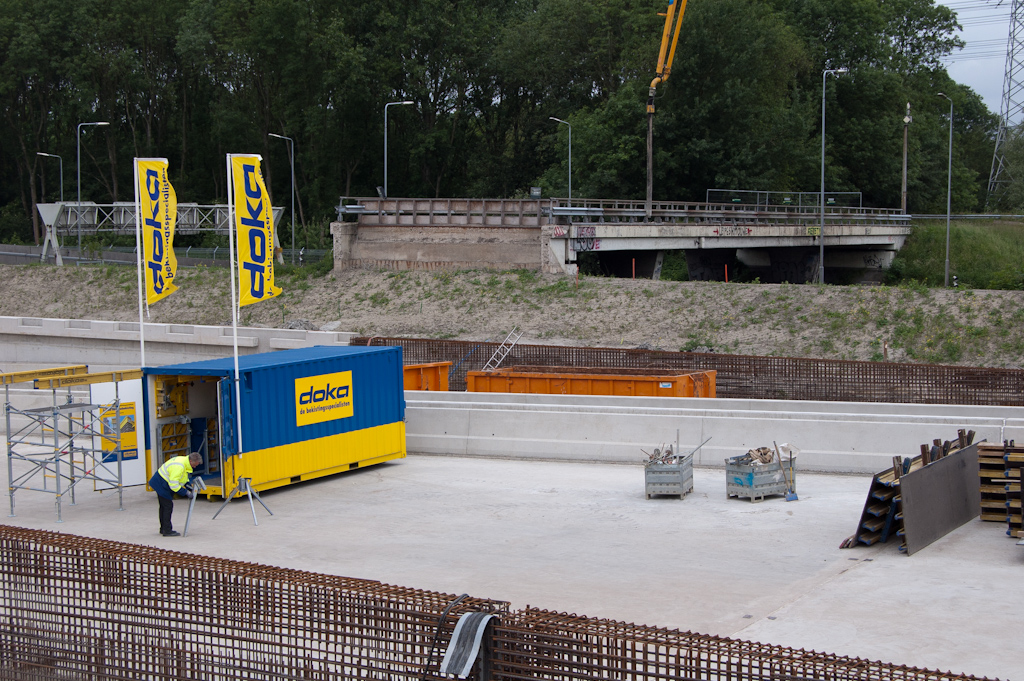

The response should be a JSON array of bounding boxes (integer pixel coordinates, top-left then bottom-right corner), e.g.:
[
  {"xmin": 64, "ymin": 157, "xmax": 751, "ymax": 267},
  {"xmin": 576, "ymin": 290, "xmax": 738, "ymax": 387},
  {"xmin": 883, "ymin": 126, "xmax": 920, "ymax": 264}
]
[
  {"xmin": 1, "ymin": 365, "xmax": 89, "ymax": 386},
  {"xmin": 34, "ymin": 370, "xmax": 143, "ymax": 390}
]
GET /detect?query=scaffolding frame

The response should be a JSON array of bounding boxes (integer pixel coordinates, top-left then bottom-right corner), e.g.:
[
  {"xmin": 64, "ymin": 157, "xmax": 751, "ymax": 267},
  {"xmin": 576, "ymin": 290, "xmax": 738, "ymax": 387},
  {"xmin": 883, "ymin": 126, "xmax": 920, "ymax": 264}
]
[{"xmin": 4, "ymin": 367, "xmax": 142, "ymax": 522}]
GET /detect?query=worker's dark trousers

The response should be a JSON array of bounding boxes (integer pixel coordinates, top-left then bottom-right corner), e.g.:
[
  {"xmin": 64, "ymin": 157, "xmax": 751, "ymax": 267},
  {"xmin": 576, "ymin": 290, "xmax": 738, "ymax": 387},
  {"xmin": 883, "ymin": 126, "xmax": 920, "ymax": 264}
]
[{"xmin": 158, "ymin": 495, "xmax": 174, "ymax": 534}]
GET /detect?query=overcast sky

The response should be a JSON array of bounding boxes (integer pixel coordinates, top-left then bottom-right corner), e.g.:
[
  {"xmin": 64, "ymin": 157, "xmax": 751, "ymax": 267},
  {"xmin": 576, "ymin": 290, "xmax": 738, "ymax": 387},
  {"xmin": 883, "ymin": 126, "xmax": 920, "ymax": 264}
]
[{"xmin": 937, "ymin": 0, "xmax": 1012, "ymax": 116}]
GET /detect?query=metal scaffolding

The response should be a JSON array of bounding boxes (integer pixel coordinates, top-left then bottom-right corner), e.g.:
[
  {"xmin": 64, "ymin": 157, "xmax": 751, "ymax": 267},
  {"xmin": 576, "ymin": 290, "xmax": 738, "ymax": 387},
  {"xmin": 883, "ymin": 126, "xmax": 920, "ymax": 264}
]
[{"xmin": 3, "ymin": 367, "xmax": 141, "ymax": 521}]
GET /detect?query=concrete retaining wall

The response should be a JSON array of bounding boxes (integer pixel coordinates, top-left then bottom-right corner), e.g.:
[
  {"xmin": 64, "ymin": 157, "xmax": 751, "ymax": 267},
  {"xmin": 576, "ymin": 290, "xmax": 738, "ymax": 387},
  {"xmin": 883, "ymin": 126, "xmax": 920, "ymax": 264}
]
[
  {"xmin": 0, "ymin": 316, "xmax": 355, "ymax": 368},
  {"xmin": 331, "ymin": 222, "xmax": 542, "ymax": 272},
  {"xmin": 405, "ymin": 391, "xmax": 1024, "ymax": 474}
]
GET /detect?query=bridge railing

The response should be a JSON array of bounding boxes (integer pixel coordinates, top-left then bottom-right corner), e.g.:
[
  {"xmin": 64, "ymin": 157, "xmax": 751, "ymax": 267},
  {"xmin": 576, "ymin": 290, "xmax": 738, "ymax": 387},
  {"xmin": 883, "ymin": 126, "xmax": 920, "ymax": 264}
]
[
  {"xmin": 337, "ymin": 197, "xmax": 910, "ymax": 229},
  {"xmin": 339, "ymin": 198, "xmax": 547, "ymax": 226},
  {"xmin": 548, "ymin": 197, "xmax": 910, "ymax": 227}
]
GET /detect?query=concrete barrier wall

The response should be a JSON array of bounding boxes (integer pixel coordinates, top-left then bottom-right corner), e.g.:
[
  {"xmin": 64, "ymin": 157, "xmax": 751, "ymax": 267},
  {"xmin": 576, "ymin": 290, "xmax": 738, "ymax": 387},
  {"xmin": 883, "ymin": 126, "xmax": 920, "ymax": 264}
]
[
  {"xmin": 405, "ymin": 391, "xmax": 1024, "ymax": 473},
  {"xmin": 0, "ymin": 316, "xmax": 355, "ymax": 368},
  {"xmin": 6, "ymin": 315, "xmax": 1023, "ymax": 474}
]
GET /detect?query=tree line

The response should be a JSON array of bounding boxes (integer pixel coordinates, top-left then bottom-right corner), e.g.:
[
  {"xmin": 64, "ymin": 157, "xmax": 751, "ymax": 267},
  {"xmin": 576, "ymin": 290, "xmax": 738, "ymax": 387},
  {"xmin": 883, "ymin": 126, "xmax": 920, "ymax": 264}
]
[{"xmin": 0, "ymin": 0, "xmax": 1004, "ymax": 248}]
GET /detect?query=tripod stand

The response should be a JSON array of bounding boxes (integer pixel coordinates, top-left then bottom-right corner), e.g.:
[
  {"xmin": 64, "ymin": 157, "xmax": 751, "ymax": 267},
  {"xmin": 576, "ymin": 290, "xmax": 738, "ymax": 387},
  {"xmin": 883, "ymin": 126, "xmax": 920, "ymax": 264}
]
[{"xmin": 212, "ymin": 477, "xmax": 274, "ymax": 526}]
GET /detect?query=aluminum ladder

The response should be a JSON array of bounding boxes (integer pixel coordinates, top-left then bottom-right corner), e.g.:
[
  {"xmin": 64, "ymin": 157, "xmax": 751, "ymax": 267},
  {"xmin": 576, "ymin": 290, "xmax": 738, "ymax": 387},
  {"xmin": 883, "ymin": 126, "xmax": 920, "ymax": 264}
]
[{"xmin": 481, "ymin": 327, "xmax": 523, "ymax": 372}]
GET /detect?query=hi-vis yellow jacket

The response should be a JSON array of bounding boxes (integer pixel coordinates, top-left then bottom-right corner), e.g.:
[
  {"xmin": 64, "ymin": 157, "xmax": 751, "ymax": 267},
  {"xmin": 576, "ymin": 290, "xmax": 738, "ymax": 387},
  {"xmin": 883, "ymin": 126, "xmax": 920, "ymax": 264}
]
[{"xmin": 157, "ymin": 455, "xmax": 194, "ymax": 493}]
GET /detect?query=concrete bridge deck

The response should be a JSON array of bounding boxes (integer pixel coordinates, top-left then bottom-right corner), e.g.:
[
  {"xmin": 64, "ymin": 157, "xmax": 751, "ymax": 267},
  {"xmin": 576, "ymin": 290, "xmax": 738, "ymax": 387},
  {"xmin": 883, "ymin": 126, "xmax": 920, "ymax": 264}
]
[{"xmin": 333, "ymin": 197, "xmax": 911, "ymax": 282}]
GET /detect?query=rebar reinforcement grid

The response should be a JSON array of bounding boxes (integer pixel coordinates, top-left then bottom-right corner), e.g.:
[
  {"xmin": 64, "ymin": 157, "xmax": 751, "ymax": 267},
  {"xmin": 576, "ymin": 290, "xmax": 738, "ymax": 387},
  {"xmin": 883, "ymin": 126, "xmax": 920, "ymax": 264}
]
[
  {"xmin": 0, "ymin": 527, "xmax": 995, "ymax": 681},
  {"xmin": 355, "ymin": 337, "xmax": 1024, "ymax": 406}
]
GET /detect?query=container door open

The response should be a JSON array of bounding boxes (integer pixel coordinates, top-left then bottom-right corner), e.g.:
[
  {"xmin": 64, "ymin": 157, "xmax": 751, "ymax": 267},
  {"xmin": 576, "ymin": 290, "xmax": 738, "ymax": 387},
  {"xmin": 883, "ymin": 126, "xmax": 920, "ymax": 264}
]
[{"xmin": 217, "ymin": 378, "xmax": 236, "ymax": 492}]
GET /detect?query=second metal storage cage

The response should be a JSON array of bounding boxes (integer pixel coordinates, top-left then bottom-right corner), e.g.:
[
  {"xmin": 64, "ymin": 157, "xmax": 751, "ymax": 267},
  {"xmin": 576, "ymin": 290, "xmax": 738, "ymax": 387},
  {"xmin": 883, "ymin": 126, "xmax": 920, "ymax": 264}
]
[{"xmin": 142, "ymin": 346, "xmax": 406, "ymax": 498}]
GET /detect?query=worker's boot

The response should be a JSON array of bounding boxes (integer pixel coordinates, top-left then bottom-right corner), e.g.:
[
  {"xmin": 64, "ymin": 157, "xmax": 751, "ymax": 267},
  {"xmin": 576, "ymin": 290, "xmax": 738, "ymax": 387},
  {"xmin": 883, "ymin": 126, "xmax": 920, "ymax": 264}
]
[{"xmin": 161, "ymin": 530, "xmax": 180, "ymax": 537}]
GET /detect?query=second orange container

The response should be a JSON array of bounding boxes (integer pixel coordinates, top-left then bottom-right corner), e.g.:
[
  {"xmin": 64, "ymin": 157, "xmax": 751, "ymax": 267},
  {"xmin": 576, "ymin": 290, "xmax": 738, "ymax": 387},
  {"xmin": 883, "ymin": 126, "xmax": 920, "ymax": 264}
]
[{"xmin": 466, "ymin": 366, "xmax": 715, "ymax": 398}]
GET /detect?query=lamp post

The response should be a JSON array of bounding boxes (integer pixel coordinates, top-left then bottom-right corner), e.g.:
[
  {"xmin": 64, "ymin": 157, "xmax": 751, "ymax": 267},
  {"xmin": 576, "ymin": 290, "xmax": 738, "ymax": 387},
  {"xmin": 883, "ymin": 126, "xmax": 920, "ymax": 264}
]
[
  {"xmin": 901, "ymin": 102, "xmax": 911, "ymax": 213},
  {"xmin": 36, "ymin": 152, "xmax": 64, "ymax": 202},
  {"xmin": 77, "ymin": 121, "xmax": 109, "ymax": 254},
  {"xmin": 549, "ymin": 117, "xmax": 572, "ymax": 205},
  {"xmin": 938, "ymin": 92, "xmax": 953, "ymax": 287},
  {"xmin": 384, "ymin": 101, "xmax": 413, "ymax": 199},
  {"xmin": 819, "ymin": 68, "xmax": 847, "ymax": 284},
  {"xmin": 268, "ymin": 133, "xmax": 295, "ymax": 264}
]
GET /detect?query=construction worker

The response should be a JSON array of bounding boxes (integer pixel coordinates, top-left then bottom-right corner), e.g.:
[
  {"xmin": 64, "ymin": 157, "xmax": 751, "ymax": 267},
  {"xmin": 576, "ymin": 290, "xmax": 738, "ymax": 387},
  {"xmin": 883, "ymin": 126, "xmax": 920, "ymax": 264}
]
[{"xmin": 149, "ymin": 452, "xmax": 202, "ymax": 537}]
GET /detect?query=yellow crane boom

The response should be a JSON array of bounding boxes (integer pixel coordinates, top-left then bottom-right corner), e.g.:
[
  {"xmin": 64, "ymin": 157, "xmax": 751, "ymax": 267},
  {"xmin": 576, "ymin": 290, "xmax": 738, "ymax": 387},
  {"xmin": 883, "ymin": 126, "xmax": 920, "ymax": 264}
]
[
  {"xmin": 646, "ymin": 0, "xmax": 690, "ymax": 215},
  {"xmin": 648, "ymin": 0, "xmax": 689, "ymax": 114}
]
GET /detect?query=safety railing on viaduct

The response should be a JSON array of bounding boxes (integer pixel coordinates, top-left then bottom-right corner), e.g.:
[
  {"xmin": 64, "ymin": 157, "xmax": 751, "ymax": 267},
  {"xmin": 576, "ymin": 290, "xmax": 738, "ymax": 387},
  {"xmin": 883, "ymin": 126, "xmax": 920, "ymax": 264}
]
[
  {"xmin": 355, "ymin": 337, "xmax": 1024, "ymax": 406},
  {"xmin": 0, "ymin": 526, "xmax": 989, "ymax": 681},
  {"xmin": 336, "ymin": 197, "xmax": 911, "ymax": 230}
]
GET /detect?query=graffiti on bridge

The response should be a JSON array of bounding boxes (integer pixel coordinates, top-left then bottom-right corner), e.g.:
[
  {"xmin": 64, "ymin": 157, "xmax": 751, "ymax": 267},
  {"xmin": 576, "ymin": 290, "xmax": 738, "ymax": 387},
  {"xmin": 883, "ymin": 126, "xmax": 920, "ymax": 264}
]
[{"xmin": 572, "ymin": 238, "xmax": 601, "ymax": 252}]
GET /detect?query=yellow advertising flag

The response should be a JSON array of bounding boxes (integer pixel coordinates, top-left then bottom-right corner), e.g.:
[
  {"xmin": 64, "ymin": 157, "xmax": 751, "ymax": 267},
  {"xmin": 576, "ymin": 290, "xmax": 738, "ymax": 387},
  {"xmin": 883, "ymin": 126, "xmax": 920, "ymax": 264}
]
[
  {"xmin": 136, "ymin": 158, "xmax": 178, "ymax": 305},
  {"xmin": 231, "ymin": 155, "xmax": 282, "ymax": 307}
]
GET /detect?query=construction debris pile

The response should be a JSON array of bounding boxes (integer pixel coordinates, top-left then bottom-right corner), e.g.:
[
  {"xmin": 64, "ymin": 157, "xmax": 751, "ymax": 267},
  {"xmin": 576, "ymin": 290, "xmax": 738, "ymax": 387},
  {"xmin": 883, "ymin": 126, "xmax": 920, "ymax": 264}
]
[
  {"xmin": 643, "ymin": 445, "xmax": 682, "ymax": 466},
  {"xmin": 743, "ymin": 446, "xmax": 775, "ymax": 464}
]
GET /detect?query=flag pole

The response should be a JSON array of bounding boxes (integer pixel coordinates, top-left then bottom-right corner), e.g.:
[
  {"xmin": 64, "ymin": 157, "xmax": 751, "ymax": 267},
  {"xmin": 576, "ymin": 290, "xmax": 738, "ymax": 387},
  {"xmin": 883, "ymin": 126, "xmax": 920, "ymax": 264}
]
[
  {"xmin": 132, "ymin": 159, "xmax": 146, "ymax": 368},
  {"xmin": 226, "ymin": 154, "xmax": 244, "ymax": 460}
]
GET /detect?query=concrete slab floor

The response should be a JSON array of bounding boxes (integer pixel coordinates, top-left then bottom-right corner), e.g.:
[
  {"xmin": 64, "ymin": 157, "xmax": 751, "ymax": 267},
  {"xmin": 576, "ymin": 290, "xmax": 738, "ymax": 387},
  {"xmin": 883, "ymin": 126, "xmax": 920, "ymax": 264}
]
[{"xmin": 2, "ymin": 454, "xmax": 1021, "ymax": 680}]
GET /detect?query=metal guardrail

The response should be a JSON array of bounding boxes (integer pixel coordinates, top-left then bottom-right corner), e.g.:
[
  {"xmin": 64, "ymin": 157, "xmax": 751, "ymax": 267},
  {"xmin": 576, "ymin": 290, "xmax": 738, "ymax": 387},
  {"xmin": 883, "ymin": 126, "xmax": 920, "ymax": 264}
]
[
  {"xmin": 356, "ymin": 337, "xmax": 1024, "ymax": 406},
  {"xmin": 337, "ymin": 197, "xmax": 910, "ymax": 229},
  {"xmin": 911, "ymin": 214, "xmax": 1024, "ymax": 220},
  {"xmin": 36, "ymin": 245, "xmax": 329, "ymax": 266},
  {"xmin": 0, "ymin": 526, "xmax": 992, "ymax": 681}
]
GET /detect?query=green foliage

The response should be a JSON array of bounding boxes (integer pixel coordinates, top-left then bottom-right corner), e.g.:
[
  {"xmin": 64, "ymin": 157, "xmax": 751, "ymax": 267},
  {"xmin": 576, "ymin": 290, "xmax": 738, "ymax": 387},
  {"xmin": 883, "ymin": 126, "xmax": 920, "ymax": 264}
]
[
  {"xmin": 659, "ymin": 251, "xmax": 689, "ymax": 282},
  {"xmin": 0, "ymin": 0, "xmax": 999, "ymax": 248},
  {"xmin": 0, "ymin": 202, "xmax": 31, "ymax": 244},
  {"xmin": 886, "ymin": 220, "xmax": 1024, "ymax": 289}
]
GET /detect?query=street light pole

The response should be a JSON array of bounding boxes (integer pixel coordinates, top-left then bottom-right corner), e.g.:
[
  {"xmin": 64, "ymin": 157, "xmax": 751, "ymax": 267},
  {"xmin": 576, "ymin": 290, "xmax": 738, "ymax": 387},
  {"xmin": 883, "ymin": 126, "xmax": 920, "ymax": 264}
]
[
  {"xmin": 384, "ymin": 101, "xmax": 413, "ymax": 199},
  {"xmin": 901, "ymin": 102, "xmax": 911, "ymax": 214},
  {"xmin": 819, "ymin": 68, "xmax": 848, "ymax": 284},
  {"xmin": 268, "ymin": 133, "xmax": 295, "ymax": 265},
  {"xmin": 549, "ymin": 117, "xmax": 572, "ymax": 205},
  {"xmin": 77, "ymin": 121, "xmax": 110, "ymax": 254},
  {"xmin": 36, "ymin": 152, "xmax": 64, "ymax": 202},
  {"xmin": 938, "ymin": 92, "xmax": 953, "ymax": 287}
]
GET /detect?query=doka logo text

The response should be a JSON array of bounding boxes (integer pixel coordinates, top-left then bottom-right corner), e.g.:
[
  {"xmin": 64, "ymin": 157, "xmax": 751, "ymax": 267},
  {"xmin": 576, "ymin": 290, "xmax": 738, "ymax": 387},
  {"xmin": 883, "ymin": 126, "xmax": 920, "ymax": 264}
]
[{"xmin": 295, "ymin": 371, "xmax": 353, "ymax": 426}]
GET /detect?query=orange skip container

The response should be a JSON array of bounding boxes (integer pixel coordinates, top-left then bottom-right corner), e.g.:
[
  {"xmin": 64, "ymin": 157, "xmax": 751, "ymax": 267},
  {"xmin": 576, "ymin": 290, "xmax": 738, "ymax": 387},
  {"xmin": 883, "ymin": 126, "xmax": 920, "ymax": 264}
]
[
  {"xmin": 403, "ymin": 362, "xmax": 452, "ymax": 391},
  {"xmin": 466, "ymin": 366, "xmax": 715, "ymax": 398}
]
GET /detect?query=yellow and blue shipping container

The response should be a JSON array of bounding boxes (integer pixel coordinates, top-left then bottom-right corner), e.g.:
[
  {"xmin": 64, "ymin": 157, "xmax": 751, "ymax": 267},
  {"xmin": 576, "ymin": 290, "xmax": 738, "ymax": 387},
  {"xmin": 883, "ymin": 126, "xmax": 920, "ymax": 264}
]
[{"xmin": 142, "ymin": 346, "xmax": 406, "ymax": 498}]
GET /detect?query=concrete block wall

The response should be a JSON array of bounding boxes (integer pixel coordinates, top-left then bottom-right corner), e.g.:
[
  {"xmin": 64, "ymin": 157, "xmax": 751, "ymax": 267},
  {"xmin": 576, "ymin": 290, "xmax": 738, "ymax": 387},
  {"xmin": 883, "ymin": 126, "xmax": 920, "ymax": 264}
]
[
  {"xmin": 405, "ymin": 391, "xmax": 1024, "ymax": 474},
  {"xmin": 0, "ymin": 316, "xmax": 356, "ymax": 368}
]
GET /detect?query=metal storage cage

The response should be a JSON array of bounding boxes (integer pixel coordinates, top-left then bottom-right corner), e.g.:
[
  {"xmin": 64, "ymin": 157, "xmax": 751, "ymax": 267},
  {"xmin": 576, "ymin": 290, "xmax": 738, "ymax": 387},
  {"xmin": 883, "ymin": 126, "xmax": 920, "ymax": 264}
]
[
  {"xmin": 141, "ymin": 346, "xmax": 406, "ymax": 499},
  {"xmin": 725, "ymin": 453, "xmax": 795, "ymax": 503}
]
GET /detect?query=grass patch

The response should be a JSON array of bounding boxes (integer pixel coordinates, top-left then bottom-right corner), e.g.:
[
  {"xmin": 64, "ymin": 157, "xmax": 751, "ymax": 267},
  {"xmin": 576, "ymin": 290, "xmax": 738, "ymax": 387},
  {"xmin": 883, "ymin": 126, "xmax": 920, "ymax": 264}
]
[{"xmin": 889, "ymin": 220, "xmax": 1024, "ymax": 289}]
